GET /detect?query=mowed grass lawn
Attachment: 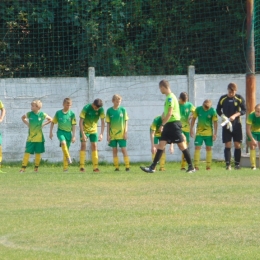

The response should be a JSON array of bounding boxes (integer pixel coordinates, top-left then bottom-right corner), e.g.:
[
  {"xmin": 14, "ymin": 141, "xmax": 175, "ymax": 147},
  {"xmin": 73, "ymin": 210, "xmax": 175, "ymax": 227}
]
[{"xmin": 0, "ymin": 162, "xmax": 260, "ymax": 260}]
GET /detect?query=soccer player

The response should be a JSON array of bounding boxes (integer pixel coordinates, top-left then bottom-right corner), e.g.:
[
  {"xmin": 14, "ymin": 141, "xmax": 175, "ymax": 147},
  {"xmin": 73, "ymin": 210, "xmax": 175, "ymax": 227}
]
[
  {"xmin": 20, "ymin": 100, "xmax": 52, "ymax": 172},
  {"xmin": 150, "ymin": 115, "xmax": 174, "ymax": 171},
  {"xmin": 106, "ymin": 94, "xmax": 130, "ymax": 171},
  {"xmin": 216, "ymin": 83, "xmax": 246, "ymax": 170},
  {"xmin": 179, "ymin": 92, "xmax": 195, "ymax": 170},
  {"xmin": 79, "ymin": 98, "xmax": 105, "ymax": 172},
  {"xmin": 140, "ymin": 80, "xmax": 195, "ymax": 173},
  {"xmin": 246, "ymin": 104, "xmax": 260, "ymax": 170},
  {"xmin": 49, "ymin": 98, "xmax": 76, "ymax": 171},
  {"xmin": 0, "ymin": 100, "xmax": 6, "ymax": 171},
  {"xmin": 190, "ymin": 99, "xmax": 218, "ymax": 170}
]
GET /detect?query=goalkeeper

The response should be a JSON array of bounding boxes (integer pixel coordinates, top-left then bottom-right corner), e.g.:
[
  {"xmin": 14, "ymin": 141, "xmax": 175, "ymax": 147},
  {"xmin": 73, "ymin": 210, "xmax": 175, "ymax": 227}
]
[{"xmin": 216, "ymin": 83, "xmax": 246, "ymax": 170}]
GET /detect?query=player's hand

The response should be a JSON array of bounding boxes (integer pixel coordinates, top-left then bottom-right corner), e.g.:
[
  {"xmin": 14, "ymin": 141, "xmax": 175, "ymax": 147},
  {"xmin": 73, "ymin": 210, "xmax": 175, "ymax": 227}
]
[
  {"xmin": 252, "ymin": 139, "xmax": 257, "ymax": 147},
  {"xmin": 124, "ymin": 132, "xmax": 128, "ymax": 140},
  {"xmin": 229, "ymin": 115, "xmax": 236, "ymax": 122},
  {"xmin": 213, "ymin": 134, "xmax": 217, "ymax": 141},
  {"xmin": 72, "ymin": 136, "xmax": 76, "ymax": 143},
  {"xmin": 82, "ymin": 134, "xmax": 87, "ymax": 142},
  {"xmin": 159, "ymin": 126, "xmax": 163, "ymax": 132},
  {"xmin": 0, "ymin": 118, "xmax": 3, "ymax": 123},
  {"xmin": 169, "ymin": 145, "xmax": 174, "ymax": 154},
  {"xmin": 98, "ymin": 133, "xmax": 103, "ymax": 141},
  {"xmin": 190, "ymin": 129, "xmax": 194, "ymax": 138},
  {"xmin": 49, "ymin": 133, "xmax": 53, "ymax": 140},
  {"xmin": 107, "ymin": 136, "xmax": 111, "ymax": 142},
  {"xmin": 221, "ymin": 114, "xmax": 228, "ymax": 122},
  {"xmin": 151, "ymin": 146, "xmax": 157, "ymax": 154}
]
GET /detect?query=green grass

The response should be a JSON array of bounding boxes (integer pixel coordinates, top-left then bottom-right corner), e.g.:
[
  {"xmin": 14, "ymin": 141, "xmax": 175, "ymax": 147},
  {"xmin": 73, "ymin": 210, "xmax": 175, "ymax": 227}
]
[{"xmin": 0, "ymin": 162, "xmax": 260, "ymax": 260}]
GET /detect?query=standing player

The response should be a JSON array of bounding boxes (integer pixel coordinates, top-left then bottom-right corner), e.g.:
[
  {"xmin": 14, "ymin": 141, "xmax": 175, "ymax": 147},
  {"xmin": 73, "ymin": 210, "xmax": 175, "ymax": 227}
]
[
  {"xmin": 150, "ymin": 115, "xmax": 174, "ymax": 171},
  {"xmin": 179, "ymin": 92, "xmax": 195, "ymax": 170},
  {"xmin": 49, "ymin": 98, "xmax": 76, "ymax": 171},
  {"xmin": 79, "ymin": 98, "xmax": 105, "ymax": 172},
  {"xmin": 140, "ymin": 80, "xmax": 195, "ymax": 173},
  {"xmin": 216, "ymin": 83, "xmax": 246, "ymax": 170},
  {"xmin": 0, "ymin": 100, "xmax": 6, "ymax": 171},
  {"xmin": 106, "ymin": 94, "xmax": 130, "ymax": 171},
  {"xmin": 246, "ymin": 104, "xmax": 260, "ymax": 170},
  {"xmin": 190, "ymin": 99, "xmax": 218, "ymax": 170},
  {"xmin": 20, "ymin": 100, "xmax": 52, "ymax": 172}
]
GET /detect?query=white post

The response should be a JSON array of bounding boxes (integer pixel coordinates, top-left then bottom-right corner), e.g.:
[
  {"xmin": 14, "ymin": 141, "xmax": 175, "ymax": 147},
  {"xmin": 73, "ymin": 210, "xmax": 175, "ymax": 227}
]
[
  {"xmin": 188, "ymin": 65, "xmax": 195, "ymax": 106},
  {"xmin": 88, "ymin": 67, "xmax": 95, "ymax": 103}
]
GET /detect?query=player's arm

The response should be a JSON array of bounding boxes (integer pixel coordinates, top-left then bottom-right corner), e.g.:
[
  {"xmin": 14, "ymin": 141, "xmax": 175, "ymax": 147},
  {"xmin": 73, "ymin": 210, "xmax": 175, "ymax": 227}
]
[
  {"xmin": 72, "ymin": 124, "xmax": 76, "ymax": 143},
  {"xmin": 190, "ymin": 116, "xmax": 196, "ymax": 138},
  {"xmin": 150, "ymin": 130, "xmax": 156, "ymax": 154},
  {"xmin": 160, "ymin": 106, "xmax": 173, "ymax": 132},
  {"xmin": 49, "ymin": 122, "xmax": 55, "ymax": 139},
  {"xmin": 106, "ymin": 122, "xmax": 110, "ymax": 142},
  {"xmin": 246, "ymin": 123, "xmax": 257, "ymax": 147},
  {"xmin": 0, "ymin": 107, "xmax": 6, "ymax": 123},
  {"xmin": 79, "ymin": 117, "xmax": 87, "ymax": 142},
  {"xmin": 42, "ymin": 115, "xmax": 52, "ymax": 127},
  {"xmin": 216, "ymin": 97, "xmax": 223, "ymax": 117},
  {"xmin": 230, "ymin": 96, "xmax": 246, "ymax": 122},
  {"xmin": 213, "ymin": 121, "xmax": 218, "ymax": 141},
  {"xmin": 99, "ymin": 118, "xmax": 105, "ymax": 141},
  {"xmin": 123, "ymin": 120, "xmax": 128, "ymax": 140},
  {"xmin": 21, "ymin": 114, "xmax": 29, "ymax": 127}
]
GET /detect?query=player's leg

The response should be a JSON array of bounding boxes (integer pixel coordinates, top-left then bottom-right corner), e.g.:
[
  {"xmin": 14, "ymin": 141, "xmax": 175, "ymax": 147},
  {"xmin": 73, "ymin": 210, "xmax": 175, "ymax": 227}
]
[
  {"xmin": 205, "ymin": 136, "xmax": 213, "ymax": 170},
  {"xmin": 20, "ymin": 142, "xmax": 32, "ymax": 172},
  {"xmin": 181, "ymin": 132, "xmax": 189, "ymax": 170},
  {"xmin": 193, "ymin": 135, "xmax": 203, "ymax": 170},
  {"xmin": 222, "ymin": 127, "xmax": 232, "ymax": 170},
  {"xmin": 249, "ymin": 135, "xmax": 256, "ymax": 170},
  {"xmin": 34, "ymin": 142, "xmax": 45, "ymax": 172},
  {"xmin": 233, "ymin": 124, "xmax": 243, "ymax": 170},
  {"xmin": 79, "ymin": 132, "xmax": 87, "ymax": 172},
  {"xmin": 159, "ymin": 148, "xmax": 166, "ymax": 171},
  {"xmin": 110, "ymin": 140, "xmax": 119, "ymax": 170},
  {"xmin": 58, "ymin": 130, "xmax": 72, "ymax": 165},
  {"xmin": 119, "ymin": 140, "xmax": 130, "ymax": 171},
  {"xmin": 0, "ymin": 133, "xmax": 2, "ymax": 168},
  {"xmin": 90, "ymin": 133, "xmax": 99, "ymax": 172}
]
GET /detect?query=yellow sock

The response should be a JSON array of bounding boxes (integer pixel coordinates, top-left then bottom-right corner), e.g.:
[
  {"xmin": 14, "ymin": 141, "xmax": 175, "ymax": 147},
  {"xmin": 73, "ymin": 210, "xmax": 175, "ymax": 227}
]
[
  {"xmin": 160, "ymin": 152, "xmax": 166, "ymax": 169},
  {"xmin": 250, "ymin": 149, "xmax": 256, "ymax": 168},
  {"xmin": 194, "ymin": 150, "xmax": 200, "ymax": 168},
  {"xmin": 79, "ymin": 151, "xmax": 86, "ymax": 168},
  {"xmin": 61, "ymin": 143, "xmax": 70, "ymax": 159},
  {"xmin": 113, "ymin": 157, "xmax": 119, "ymax": 168},
  {"xmin": 181, "ymin": 153, "xmax": 186, "ymax": 168},
  {"xmin": 0, "ymin": 146, "xmax": 2, "ymax": 163},
  {"xmin": 63, "ymin": 155, "xmax": 69, "ymax": 170},
  {"xmin": 206, "ymin": 150, "xmax": 212, "ymax": 168},
  {"xmin": 35, "ymin": 153, "xmax": 41, "ymax": 167},
  {"xmin": 22, "ymin": 153, "xmax": 30, "ymax": 168},
  {"xmin": 124, "ymin": 156, "xmax": 130, "ymax": 168},
  {"xmin": 152, "ymin": 153, "xmax": 155, "ymax": 161},
  {"xmin": 92, "ymin": 150, "xmax": 98, "ymax": 169}
]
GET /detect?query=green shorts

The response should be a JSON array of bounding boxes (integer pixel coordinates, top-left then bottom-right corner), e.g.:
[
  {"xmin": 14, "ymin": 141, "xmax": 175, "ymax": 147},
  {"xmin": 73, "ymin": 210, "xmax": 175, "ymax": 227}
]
[
  {"xmin": 57, "ymin": 129, "xmax": 72, "ymax": 148},
  {"xmin": 80, "ymin": 132, "xmax": 98, "ymax": 143},
  {"xmin": 247, "ymin": 132, "xmax": 260, "ymax": 142},
  {"xmin": 154, "ymin": 136, "xmax": 160, "ymax": 145},
  {"xmin": 0, "ymin": 132, "xmax": 2, "ymax": 145},
  {"xmin": 194, "ymin": 135, "xmax": 213, "ymax": 147},
  {"xmin": 182, "ymin": 131, "xmax": 190, "ymax": 143},
  {"xmin": 109, "ymin": 139, "xmax": 127, "ymax": 148},
  {"xmin": 25, "ymin": 142, "xmax": 45, "ymax": 154}
]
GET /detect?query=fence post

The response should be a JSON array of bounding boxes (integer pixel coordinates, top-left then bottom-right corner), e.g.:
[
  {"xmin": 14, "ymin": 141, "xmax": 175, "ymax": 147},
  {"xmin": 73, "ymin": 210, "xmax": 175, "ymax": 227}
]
[
  {"xmin": 188, "ymin": 65, "xmax": 195, "ymax": 105},
  {"xmin": 88, "ymin": 67, "xmax": 95, "ymax": 103}
]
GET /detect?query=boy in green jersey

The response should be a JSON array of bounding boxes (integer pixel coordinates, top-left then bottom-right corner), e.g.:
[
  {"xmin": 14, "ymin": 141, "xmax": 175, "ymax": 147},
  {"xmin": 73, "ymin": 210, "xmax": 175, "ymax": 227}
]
[
  {"xmin": 79, "ymin": 98, "xmax": 105, "ymax": 172},
  {"xmin": 0, "ymin": 100, "xmax": 6, "ymax": 171},
  {"xmin": 106, "ymin": 94, "xmax": 130, "ymax": 171},
  {"xmin": 179, "ymin": 92, "xmax": 195, "ymax": 170},
  {"xmin": 246, "ymin": 104, "xmax": 260, "ymax": 170},
  {"xmin": 150, "ymin": 115, "xmax": 174, "ymax": 171},
  {"xmin": 140, "ymin": 80, "xmax": 195, "ymax": 173},
  {"xmin": 49, "ymin": 98, "xmax": 76, "ymax": 171},
  {"xmin": 190, "ymin": 99, "xmax": 218, "ymax": 170},
  {"xmin": 20, "ymin": 100, "xmax": 52, "ymax": 172}
]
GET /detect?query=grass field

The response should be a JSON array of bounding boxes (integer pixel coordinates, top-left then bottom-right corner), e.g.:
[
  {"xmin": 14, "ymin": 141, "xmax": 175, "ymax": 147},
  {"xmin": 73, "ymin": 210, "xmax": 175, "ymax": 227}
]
[{"xmin": 0, "ymin": 161, "xmax": 260, "ymax": 260}]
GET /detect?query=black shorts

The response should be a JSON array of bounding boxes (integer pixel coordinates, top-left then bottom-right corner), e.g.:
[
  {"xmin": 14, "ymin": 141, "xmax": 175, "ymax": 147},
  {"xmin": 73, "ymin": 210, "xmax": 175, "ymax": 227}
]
[
  {"xmin": 222, "ymin": 123, "xmax": 242, "ymax": 143},
  {"xmin": 160, "ymin": 121, "xmax": 184, "ymax": 144}
]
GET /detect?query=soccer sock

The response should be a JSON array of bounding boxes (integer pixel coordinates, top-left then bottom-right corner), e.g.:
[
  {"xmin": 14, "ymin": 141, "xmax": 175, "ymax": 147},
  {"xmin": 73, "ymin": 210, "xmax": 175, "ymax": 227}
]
[
  {"xmin": 224, "ymin": 148, "xmax": 231, "ymax": 166},
  {"xmin": 160, "ymin": 152, "xmax": 166, "ymax": 169},
  {"xmin": 234, "ymin": 148, "xmax": 241, "ymax": 166},
  {"xmin": 79, "ymin": 151, "xmax": 86, "ymax": 168},
  {"xmin": 151, "ymin": 149, "xmax": 163, "ymax": 168},
  {"xmin": 206, "ymin": 150, "xmax": 212, "ymax": 168},
  {"xmin": 92, "ymin": 150, "xmax": 98, "ymax": 169},
  {"xmin": 0, "ymin": 145, "xmax": 2, "ymax": 163},
  {"xmin": 194, "ymin": 150, "xmax": 200, "ymax": 168},
  {"xmin": 35, "ymin": 153, "xmax": 41, "ymax": 167},
  {"xmin": 63, "ymin": 155, "xmax": 69, "ymax": 170},
  {"xmin": 181, "ymin": 153, "xmax": 186, "ymax": 168},
  {"xmin": 22, "ymin": 153, "xmax": 30, "ymax": 168},
  {"xmin": 250, "ymin": 149, "xmax": 256, "ymax": 168},
  {"xmin": 124, "ymin": 156, "xmax": 130, "ymax": 168},
  {"xmin": 182, "ymin": 149, "xmax": 193, "ymax": 168},
  {"xmin": 113, "ymin": 157, "xmax": 119, "ymax": 169},
  {"xmin": 61, "ymin": 143, "xmax": 70, "ymax": 159},
  {"xmin": 152, "ymin": 153, "xmax": 155, "ymax": 161}
]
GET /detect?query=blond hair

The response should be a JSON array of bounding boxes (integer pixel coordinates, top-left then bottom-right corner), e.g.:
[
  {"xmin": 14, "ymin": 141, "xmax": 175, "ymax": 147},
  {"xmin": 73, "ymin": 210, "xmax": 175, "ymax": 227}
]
[
  {"xmin": 255, "ymin": 103, "xmax": 260, "ymax": 110},
  {"xmin": 31, "ymin": 100, "xmax": 42, "ymax": 109},
  {"xmin": 112, "ymin": 94, "xmax": 122, "ymax": 101}
]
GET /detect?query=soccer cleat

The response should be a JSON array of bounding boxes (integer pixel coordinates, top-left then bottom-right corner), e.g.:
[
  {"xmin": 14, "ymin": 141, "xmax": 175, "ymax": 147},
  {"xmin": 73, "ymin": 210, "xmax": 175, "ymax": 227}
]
[
  {"xmin": 140, "ymin": 166, "xmax": 155, "ymax": 173},
  {"xmin": 34, "ymin": 167, "xmax": 39, "ymax": 172},
  {"xmin": 180, "ymin": 168, "xmax": 186, "ymax": 171},
  {"xmin": 67, "ymin": 157, "xmax": 72, "ymax": 164},
  {"xmin": 186, "ymin": 167, "xmax": 196, "ymax": 173},
  {"xmin": 63, "ymin": 168, "xmax": 68, "ymax": 172},
  {"xmin": 19, "ymin": 169, "xmax": 25, "ymax": 173},
  {"xmin": 93, "ymin": 168, "xmax": 100, "ymax": 172},
  {"xmin": 206, "ymin": 167, "xmax": 211, "ymax": 170},
  {"xmin": 195, "ymin": 167, "xmax": 199, "ymax": 171},
  {"xmin": 159, "ymin": 167, "xmax": 166, "ymax": 171},
  {"xmin": 226, "ymin": 165, "xmax": 232, "ymax": 170},
  {"xmin": 80, "ymin": 168, "xmax": 85, "ymax": 172},
  {"xmin": 115, "ymin": 168, "xmax": 120, "ymax": 171},
  {"xmin": 251, "ymin": 167, "xmax": 256, "ymax": 170},
  {"xmin": 125, "ymin": 168, "xmax": 130, "ymax": 171},
  {"xmin": 234, "ymin": 165, "xmax": 241, "ymax": 170}
]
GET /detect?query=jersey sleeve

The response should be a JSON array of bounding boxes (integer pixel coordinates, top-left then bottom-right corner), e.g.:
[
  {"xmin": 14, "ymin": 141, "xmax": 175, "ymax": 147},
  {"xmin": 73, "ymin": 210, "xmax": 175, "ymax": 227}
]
[
  {"xmin": 193, "ymin": 108, "xmax": 198, "ymax": 118},
  {"xmin": 52, "ymin": 111, "xmax": 58, "ymax": 124},
  {"xmin": 71, "ymin": 112, "xmax": 77, "ymax": 125},
  {"xmin": 105, "ymin": 109, "xmax": 110, "ymax": 123},
  {"xmin": 0, "ymin": 100, "xmax": 4, "ymax": 109},
  {"xmin": 79, "ymin": 106, "xmax": 86, "ymax": 119},
  {"xmin": 212, "ymin": 109, "xmax": 218, "ymax": 122},
  {"xmin": 246, "ymin": 113, "xmax": 253, "ymax": 125}
]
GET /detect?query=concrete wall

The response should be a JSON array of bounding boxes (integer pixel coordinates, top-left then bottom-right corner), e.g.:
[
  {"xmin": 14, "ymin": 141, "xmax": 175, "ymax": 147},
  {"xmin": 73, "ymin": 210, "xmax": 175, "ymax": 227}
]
[{"xmin": 0, "ymin": 71, "xmax": 259, "ymax": 164}]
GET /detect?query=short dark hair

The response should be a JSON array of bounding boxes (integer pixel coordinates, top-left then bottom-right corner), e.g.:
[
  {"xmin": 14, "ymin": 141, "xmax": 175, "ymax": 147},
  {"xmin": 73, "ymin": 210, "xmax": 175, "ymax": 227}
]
[
  {"xmin": 93, "ymin": 98, "xmax": 103, "ymax": 108},
  {"xmin": 159, "ymin": 80, "xmax": 170, "ymax": 89},
  {"xmin": 179, "ymin": 92, "xmax": 188, "ymax": 102},
  {"xmin": 227, "ymin": 82, "xmax": 238, "ymax": 92}
]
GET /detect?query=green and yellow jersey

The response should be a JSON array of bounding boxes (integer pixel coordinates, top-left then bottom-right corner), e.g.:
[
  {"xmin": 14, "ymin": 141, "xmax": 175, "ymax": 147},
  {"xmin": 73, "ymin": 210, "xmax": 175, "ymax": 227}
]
[
  {"xmin": 52, "ymin": 110, "xmax": 76, "ymax": 132},
  {"xmin": 0, "ymin": 100, "xmax": 4, "ymax": 109},
  {"xmin": 164, "ymin": 93, "xmax": 180, "ymax": 122},
  {"xmin": 26, "ymin": 111, "xmax": 47, "ymax": 142},
  {"xmin": 179, "ymin": 102, "xmax": 195, "ymax": 132},
  {"xmin": 193, "ymin": 106, "xmax": 218, "ymax": 136},
  {"xmin": 80, "ymin": 104, "xmax": 105, "ymax": 134},
  {"xmin": 150, "ymin": 116, "xmax": 162, "ymax": 138},
  {"xmin": 106, "ymin": 106, "xmax": 129, "ymax": 140},
  {"xmin": 247, "ymin": 112, "xmax": 260, "ymax": 133}
]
